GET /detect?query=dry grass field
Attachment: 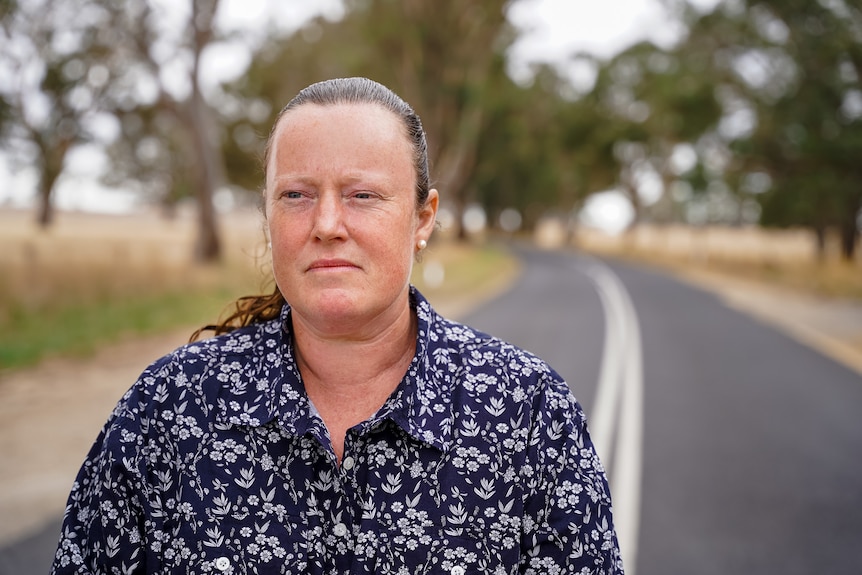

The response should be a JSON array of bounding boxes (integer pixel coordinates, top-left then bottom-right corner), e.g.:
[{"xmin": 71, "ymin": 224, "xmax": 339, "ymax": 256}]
[
  {"xmin": 572, "ymin": 224, "xmax": 862, "ymax": 301},
  {"xmin": 0, "ymin": 207, "xmax": 267, "ymax": 308},
  {"xmin": 0, "ymin": 207, "xmax": 518, "ymax": 371},
  {"xmin": 0, "ymin": 208, "xmax": 269, "ymax": 370}
]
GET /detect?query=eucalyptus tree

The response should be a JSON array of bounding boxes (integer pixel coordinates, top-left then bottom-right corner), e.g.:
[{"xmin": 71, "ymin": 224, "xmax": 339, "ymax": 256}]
[
  {"xmin": 471, "ymin": 62, "xmax": 573, "ymax": 230},
  {"xmin": 222, "ymin": 0, "xmax": 514, "ymax": 238},
  {"xmin": 352, "ymin": 0, "xmax": 513, "ymax": 237},
  {"xmin": 0, "ymin": 0, "xmax": 121, "ymax": 226},
  {"xmin": 584, "ymin": 37, "xmax": 724, "ymax": 225},
  {"xmin": 745, "ymin": 0, "xmax": 862, "ymax": 259},
  {"xmin": 0, "ymin": 0, "xmax": 230, "ymax": 262},
  {"xmin": 688, "ymin": 0, "xmax": 862, "ymax": 259},
  {"xmin": 98, "ymin": 0, "xmax": 227, "ymax": 261}
]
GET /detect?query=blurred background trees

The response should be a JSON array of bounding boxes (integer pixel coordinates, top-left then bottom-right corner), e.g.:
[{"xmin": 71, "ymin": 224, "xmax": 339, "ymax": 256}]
[
  {"xmin": 0, "ymin": 0, "xmax": 860, "ymax": 261},
  {"xmin": 0, "ymin": 0, "xmax": 122, "ymax": 227}
]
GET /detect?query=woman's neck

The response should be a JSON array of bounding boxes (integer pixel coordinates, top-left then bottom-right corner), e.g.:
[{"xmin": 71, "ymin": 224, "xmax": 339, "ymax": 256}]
[{"xmin": 290, "ymin": 304, "xmax": 417, "ymax": 461}]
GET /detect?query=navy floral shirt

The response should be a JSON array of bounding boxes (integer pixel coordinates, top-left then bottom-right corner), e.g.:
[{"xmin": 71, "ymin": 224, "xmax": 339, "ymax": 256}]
[{"xmin": 52, "ymin": 288, "xmax": 623, "ymax": 574}]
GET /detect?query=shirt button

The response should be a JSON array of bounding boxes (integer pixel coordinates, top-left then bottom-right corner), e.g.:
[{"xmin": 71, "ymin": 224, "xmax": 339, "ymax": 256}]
[
  {"xmin": 214, "ymin": 556, "xmax": 231, "ymax": 571},
  {"xmin": 333, "ymin": 522, "xmax": 348, "ymax": 537},
  {"xmin": 342, "ymin": 456, "xmax": 355, "ymax": 470},
  {"xmin": 451, "ymin": 566, "xmax": 466, "ymax": 575}
]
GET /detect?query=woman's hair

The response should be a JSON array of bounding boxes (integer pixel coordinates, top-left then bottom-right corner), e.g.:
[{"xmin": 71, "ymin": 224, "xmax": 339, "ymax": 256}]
[{"xmin": 191, "ymin": 77, "xmax": 431, "ymax": 341}]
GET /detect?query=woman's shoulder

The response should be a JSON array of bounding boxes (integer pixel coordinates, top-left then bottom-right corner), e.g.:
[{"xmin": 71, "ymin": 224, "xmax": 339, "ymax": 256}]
[
  {"xmin": 436, "ymin": 315, "xmax": 554, "ymax": 375},
  {"xmin": 99, "ymin": 316, "xmax": 286, "ymax": 434},
  {"xmin": 129, "ymin": 317, "xmax": 285, "ymax": 400},
  {"xmin": 174, "ymin": 315, "xmax": 283, "ymax": 363},
  {"xmin": 429, "ymin": 315, "xmax": 586, "ymax": 447}
]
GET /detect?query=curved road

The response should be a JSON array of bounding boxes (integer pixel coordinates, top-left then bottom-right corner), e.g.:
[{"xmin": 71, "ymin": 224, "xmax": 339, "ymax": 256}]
[
  {"xmin": 463, "ymin": 246, "xmax": 862, "ymax": 575},
  {"xmin": 3, "ymin": 245, "xmax": 862, "ymax": 574}
]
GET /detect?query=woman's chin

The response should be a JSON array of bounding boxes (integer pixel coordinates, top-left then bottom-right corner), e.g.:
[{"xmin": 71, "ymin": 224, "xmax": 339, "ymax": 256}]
[{"xmin": 297, "ymin": 292, "xmax": 368, "ymax": 330}]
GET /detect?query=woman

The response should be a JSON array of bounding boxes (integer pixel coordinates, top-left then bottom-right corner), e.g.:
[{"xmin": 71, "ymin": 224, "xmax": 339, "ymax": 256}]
[{"xmin": 52, "ymin": 78, "xmax": 624, "ymax": 574}]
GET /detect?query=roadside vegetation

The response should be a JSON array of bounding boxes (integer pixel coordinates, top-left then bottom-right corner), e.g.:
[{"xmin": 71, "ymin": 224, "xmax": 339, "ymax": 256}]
[
  {"xmin": 613, "ymin": 249, "xmax": 862, "ymax": 302},
  {"xmin": 572, "ymin": 225, "xmax": 862, "ymax": 301},
  {"xmin": 0, "ymin": 210, "xmax": 517, "ymax": 372}
]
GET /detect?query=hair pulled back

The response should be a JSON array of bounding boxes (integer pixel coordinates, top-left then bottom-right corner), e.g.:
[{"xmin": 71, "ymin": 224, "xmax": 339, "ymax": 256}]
[
  {"xmin": 265, "ymin": 77, "xmax": 430, "ymax": 207},
  {"xmin": 192, "ymin": 78, "xmax": 430, "ymax": 340}
]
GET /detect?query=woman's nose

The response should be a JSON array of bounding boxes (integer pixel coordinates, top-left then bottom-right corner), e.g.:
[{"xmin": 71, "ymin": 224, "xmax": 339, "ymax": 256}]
[{"xmin": 312, "ymin": 193, "xmax": 346, "ymax": 240}]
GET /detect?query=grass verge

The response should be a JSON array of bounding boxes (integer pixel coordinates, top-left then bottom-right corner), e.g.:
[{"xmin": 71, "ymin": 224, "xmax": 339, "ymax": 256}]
[
  {"xmin": 0, "ymin": 284, "xmax": 244, "ymax": 372},
  {"xmin": 0, "ymin": 241, "xmax": 518, "ymax": 373}
]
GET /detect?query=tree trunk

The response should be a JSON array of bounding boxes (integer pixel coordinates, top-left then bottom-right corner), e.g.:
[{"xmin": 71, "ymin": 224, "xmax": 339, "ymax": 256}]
[
  {"xmin": 181, "ymin": 94, "xmax": 223, "ymax": 263},
  {"xmin": 839, "ymin": 219, "xmax": 858, "ymax": 261},
  {"xmin": 36, "ymin": 173, "xmax": 57, "ymax": 227},
  {"xmin": 186, "ymin": 0, "xmax": 223, "ymax": 263},
  {"xmin": 814, "ymin": 225, "xmax": 827, "ymax": 262},
  {"xmin": 391, "ymin": 0, "xmax": 506, "ymax": 243},
  {"xmin": 34, "ymin": 136, "xmax": 70, "ymax": 228}
]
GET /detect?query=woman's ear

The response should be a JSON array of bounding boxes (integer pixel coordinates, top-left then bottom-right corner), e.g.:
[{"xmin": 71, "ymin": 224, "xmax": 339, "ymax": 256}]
[{"xmin": 418, "ymin": 188, "xmax": 439, "ymax": 239}]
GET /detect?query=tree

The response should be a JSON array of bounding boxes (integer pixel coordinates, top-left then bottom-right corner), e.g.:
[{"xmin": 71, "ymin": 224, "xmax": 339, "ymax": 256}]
[
  {"xmin": 222, "ymin": 0, "xmax": 515, "ymax": 239},
  {"xmin": 98, "ymin": 0, "xmax": 226, "ymax": 261},
  {"xmin": 354, "ymin": 0, "xmax": 513, "ymax": 237},
  {"xmin": 0, "ymin": 0, "xmax": 119, "ymax": 226},
  {"xmin": 472, "ymin": 62, "xmax": 622, "ymax": 231},
  {"xmin": 686, "ymin": 0, "xmax": 862, "ymax": 259},
  {"xmin": 584, "ymin": 38, "xmax": 724, "ymax": 226},
  {"xmin": 0, "ymin": 0, "xmax": 231, "ymax": 262},
  {"xmin": 749, "ymin": 0, "xmax": 862, "ymax": 259}
]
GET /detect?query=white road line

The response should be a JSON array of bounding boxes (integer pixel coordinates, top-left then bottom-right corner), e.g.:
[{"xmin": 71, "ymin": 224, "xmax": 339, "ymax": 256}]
[
  {"xmin": 583, "ymin": 260, "xmax": 644, "ymax": 575},
  {"xmin": 613, "ymin": 274, "xmax": 643, "ymax": 575},
  {"xmin": 588, "ymin": 265, "xmax": 625, "ymax": 468}
]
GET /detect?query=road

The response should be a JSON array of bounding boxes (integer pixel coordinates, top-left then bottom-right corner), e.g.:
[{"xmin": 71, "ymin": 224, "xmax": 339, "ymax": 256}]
[
  {"xmin": 3, "ymin": 245, "xmax": 862, "ymax": 574},
  {"xmin": 463, "ymin": 246, "xmax": 862, "ymax": 575}
]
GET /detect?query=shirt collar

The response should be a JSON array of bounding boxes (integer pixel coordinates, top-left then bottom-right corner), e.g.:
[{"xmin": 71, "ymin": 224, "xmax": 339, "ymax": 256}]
[
  {"xmin": 359, "ymin": 288, "xmax": 453, "ymax": 452},
  {"xmin": 215, "ymin": 287, "xmax": 453, "ymax": 452}
]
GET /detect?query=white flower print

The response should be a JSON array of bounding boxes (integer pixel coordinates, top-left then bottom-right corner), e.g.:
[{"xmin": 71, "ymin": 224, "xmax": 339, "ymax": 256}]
[{"xmin": 50, "ymin": 288, "xmax": 624, "ymax": 575}]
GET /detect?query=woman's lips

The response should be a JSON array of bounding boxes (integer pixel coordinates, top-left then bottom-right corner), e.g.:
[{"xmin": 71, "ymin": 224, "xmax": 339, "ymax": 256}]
[{"xmin": 307, "ymin": 259, "xmax": 359, "ymax": 271}]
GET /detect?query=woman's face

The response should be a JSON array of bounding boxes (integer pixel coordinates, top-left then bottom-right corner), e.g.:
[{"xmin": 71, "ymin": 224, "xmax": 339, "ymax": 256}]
[{"xmin": 264, "ymin": 102, "xmax": 438, "ymax": 337}]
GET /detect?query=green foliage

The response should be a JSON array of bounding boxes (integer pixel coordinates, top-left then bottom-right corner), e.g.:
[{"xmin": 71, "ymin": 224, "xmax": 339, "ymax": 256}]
[
  {"xmin": 0, "ymin": 286, "xmax": 235, "ymax": 371},
  {"xmin": 712, "ymin": 0, "xmax": 862, "ymax": 257}
]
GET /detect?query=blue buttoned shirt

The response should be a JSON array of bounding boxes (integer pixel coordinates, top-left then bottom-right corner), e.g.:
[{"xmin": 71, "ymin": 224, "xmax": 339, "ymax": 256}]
[{"xmin": 51, "ymin": 288, "xmax": 623, "ymax": 574}]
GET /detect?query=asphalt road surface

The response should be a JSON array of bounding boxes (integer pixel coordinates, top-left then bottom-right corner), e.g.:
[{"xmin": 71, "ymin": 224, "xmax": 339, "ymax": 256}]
[
  {"xmin": 3, "ymin": 246, "xmax": 862, "ymax": 574},
  {"xmin": 464, "ymin": 246, "xmax": 862, "ymax": 575}
]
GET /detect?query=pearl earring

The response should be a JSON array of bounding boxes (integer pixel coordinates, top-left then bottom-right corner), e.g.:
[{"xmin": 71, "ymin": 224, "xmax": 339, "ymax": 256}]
[{"xmin": 417, "ymin": 239, "xmax": 427, "ymax": 251}]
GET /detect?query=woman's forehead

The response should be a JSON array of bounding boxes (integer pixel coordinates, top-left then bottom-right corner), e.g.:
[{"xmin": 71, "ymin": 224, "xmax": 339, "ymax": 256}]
[
  {"xmin": 276, "ymin": 102, "xmax": 404, "ymax": 137},
  {"xmin": 266, "ymin": 102, "xmax": 415, "ymax": 183},
  {"xmin": 269, "ymin": 103, "xmax": 412, "ymax": 163}
]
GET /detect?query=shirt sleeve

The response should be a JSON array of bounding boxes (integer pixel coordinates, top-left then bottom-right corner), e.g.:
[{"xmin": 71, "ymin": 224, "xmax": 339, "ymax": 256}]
[
  {"xmin": 51, "ymin": 379, "xmax": 151, "ymax": 575},
  {"xmin": 520, "ymin": 373, "xmax": 625, "ymax": 574}
]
